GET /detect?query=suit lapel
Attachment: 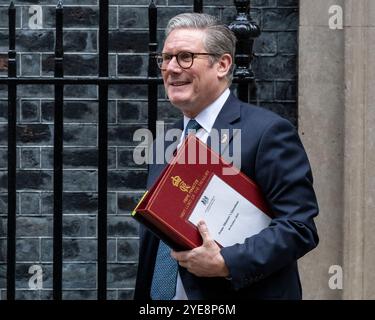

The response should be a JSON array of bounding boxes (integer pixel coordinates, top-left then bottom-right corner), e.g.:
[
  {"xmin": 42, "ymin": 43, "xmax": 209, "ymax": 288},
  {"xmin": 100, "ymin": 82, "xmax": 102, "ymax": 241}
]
[{"xmin": 207, "ymin": 93, "xmax": 241, "ymax": 159}]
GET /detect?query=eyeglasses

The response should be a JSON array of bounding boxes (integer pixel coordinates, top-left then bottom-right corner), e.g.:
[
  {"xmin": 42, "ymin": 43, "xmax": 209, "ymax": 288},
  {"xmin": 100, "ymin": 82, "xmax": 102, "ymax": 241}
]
[{"xmin": 156, "ymin": 51, "xmax": 216, "ymax": 70}]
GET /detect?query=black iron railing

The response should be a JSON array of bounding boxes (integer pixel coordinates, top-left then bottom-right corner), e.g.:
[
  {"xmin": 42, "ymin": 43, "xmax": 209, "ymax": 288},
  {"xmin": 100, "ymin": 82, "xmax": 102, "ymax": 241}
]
[
  {"xmin": 6, "ymin": 0, "xmax": 16, "ymax": 303},
  {"xmin": 0, "ymin": 0, "xmax": 260, "ymax": 300}
]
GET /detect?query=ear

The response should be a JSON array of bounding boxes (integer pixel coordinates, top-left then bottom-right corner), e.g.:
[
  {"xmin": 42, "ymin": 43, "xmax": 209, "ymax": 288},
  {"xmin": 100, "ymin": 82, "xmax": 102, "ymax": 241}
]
[{"xmin": 216, "ymin": 53, "xmax": 233, "ymax": 80}]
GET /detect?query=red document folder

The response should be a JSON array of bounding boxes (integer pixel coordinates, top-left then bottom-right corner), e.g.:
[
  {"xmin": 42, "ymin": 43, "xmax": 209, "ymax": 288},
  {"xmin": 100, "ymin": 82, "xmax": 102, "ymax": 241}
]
[{"xmin": 132, "ymin": 135, "xmax": 272, "ymax": 251}]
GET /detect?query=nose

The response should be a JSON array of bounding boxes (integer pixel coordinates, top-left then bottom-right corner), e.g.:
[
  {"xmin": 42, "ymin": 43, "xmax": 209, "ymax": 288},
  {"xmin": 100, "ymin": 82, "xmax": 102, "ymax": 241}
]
[{"xmin": 165, "ymin": 56, "xmax": 182, "ymax": 73}]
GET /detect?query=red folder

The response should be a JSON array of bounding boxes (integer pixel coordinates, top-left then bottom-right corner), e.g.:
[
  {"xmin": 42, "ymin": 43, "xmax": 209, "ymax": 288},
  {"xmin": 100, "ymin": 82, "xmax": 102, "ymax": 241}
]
[{"xmin": 132, "ymin": 135, "xmax": 272, "ymax": 250}]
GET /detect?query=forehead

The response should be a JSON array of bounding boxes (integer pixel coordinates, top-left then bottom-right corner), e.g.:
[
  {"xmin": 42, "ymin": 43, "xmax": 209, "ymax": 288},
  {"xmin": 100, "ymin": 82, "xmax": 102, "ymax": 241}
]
[{"xmin": 163, "ymin": 28, "xmax": 206, "ymax": 52}]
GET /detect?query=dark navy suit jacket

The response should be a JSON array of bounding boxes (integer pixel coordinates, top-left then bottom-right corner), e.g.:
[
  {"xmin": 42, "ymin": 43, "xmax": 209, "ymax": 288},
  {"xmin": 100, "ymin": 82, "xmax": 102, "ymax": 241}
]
[{"xmin": 134, "ymin": 93, "xmax": 319, "ymax": 300}]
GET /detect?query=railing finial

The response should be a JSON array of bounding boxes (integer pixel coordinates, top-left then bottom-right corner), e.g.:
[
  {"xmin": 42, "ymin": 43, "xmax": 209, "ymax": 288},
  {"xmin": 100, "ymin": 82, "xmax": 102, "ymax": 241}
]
[
  {"xmin": 229, "ymin": 0, "xmax": 260, "ymax": 101},
  {"xmin": 8, "ymin": 1, "xmax": 16, "ymax": 52},
  {"xmin": 229, "ymin": 0, "xmax": 260, "ymax": 80}
]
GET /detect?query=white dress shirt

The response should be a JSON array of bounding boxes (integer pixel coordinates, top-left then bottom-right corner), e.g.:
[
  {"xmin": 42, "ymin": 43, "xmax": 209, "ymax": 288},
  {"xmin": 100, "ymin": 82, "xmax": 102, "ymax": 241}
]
[{"xmin": 172, "ymin": 88, "xmax": 230, "ymax": 300}]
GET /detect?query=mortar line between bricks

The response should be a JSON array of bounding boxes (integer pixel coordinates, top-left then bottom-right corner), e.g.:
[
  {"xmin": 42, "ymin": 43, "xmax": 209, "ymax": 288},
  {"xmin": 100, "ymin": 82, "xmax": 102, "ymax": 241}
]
[
  {"xmin": 115, "ymin": 237, "xmax": 118, "ymax": 262},
  {"xmin": 10, "ymin": 146, "xmax": 147, "ymax": 149},
  {"xmin": 15, "ymin": 236, "xmax": 137, "ymax": 239},
  {"xmin": 7, "ymin": 287, "xmax": 136, "ymax": 290},
  {"xmin": 11, "ymin": 190, "xmax": 146, "ymax": 193},
  {"xmin": 32, "ymin": 122, "xmax": 149, "ymax": 125},
  {"xmin": 0, "ymin": 190, "xmax": 145, "ymax": 194},
  {"xmin": 12, "ymin": 5, "xmax": 123, "ymax": 8},
  {"xmin": 39, "ymin": 237, "xmax": 42, "ymax": 261},
  {"xmin": 14, "ymin": 287, "xmax": 99, "ymax": 290},
  {"xmin": 14, "ymin": 167, "xmax": 146, "ymax": 170},
  {"xmin": 14, "ymin": 27, "xmax": 152, "ymax": 31},
  {"xmin": 19, "ymin": 52, "xmax": 23, "ymax": 75},
  {"xmin": 116, "ymin": 5, "xmax": 119, "ymax": 31},
  {"xmin": 11, "ymin": 51, "xmax": 149, "ymax": 55},
  {"xmin": 42, "ymin": 261, "xmax": 137, "ymax": 264},
  {"xmin": 19, "ymin": 4, "xmax": 23, "ymax": 29},
  {"xmin": 1, "ymin": 98, "xmax": 161, "ymax": 101}
]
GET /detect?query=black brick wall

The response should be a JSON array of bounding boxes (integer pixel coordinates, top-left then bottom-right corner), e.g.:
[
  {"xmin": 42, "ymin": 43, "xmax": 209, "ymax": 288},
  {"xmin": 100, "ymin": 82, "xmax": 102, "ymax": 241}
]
[{"xmin": 0, "ymin": 0, "xmax": 298, "ymax": 300}]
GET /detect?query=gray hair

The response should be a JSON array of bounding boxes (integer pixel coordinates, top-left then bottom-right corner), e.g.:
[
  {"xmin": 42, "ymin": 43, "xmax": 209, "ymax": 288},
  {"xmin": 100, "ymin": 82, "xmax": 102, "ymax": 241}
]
[{"xmin": 165, "ymin": 13, "xmax": 237, "ymax": 84}]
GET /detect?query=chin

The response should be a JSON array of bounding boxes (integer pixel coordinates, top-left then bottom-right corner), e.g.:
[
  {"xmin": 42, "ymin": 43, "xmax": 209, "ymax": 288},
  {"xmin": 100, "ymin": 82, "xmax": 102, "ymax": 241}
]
[
  {"xmin": 170, "ymin": 101, "xmax": 190, "ymax": 111},
  {"xmin": 168, "ymin": 95, "xmax": 191, "ymax": 108}
]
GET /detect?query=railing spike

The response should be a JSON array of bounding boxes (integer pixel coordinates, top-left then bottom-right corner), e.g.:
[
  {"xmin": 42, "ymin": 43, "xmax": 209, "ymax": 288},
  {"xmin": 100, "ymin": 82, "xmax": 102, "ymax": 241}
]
[
  {"xmin": 229, "ymin": 0, "xmax": 260, "ymax": 101},
  {"xmin": 149, "ymin": 1, "xmax": 156, "ymax": 8}
]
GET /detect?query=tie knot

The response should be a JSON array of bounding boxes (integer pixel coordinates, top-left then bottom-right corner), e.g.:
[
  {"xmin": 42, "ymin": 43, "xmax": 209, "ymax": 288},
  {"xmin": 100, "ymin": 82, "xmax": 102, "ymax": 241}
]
[{"xmin": 185, "ymin": 119, "xmax": 201, "ymax": 137}]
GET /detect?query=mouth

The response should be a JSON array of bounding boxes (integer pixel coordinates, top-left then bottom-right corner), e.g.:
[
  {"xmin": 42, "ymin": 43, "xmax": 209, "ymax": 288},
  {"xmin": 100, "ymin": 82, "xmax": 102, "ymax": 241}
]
[{"xmin": 169, "ymin": 81, "xmax": 191, "ymax": 87}]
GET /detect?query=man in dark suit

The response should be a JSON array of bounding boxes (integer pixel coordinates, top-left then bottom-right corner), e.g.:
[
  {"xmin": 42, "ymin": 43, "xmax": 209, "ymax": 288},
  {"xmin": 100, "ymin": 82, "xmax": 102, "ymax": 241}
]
[{"xmin": 134, "ymin": 13, "xmax": 319, "ymax": 300}]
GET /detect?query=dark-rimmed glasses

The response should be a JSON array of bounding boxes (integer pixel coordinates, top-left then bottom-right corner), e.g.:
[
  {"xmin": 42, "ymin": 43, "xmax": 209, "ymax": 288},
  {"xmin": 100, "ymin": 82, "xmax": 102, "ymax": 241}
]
[{"xmin": 156, "ymin": 51, "xmax": 216, "ymax": 70}]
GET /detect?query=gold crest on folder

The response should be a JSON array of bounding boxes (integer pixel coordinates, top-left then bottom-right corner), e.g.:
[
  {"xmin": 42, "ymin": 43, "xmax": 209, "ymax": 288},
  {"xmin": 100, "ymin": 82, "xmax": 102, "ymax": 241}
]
[{"xmin": 171, "ymin": 175, "xmax": 191, "ymax": 193}]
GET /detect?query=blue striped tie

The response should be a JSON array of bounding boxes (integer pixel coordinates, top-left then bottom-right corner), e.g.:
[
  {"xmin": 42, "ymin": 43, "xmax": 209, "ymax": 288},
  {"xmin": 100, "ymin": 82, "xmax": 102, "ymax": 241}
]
[
  {"xmin": 150, "ymin": 119, "xmax": 201, "ymax": 300},
  {"xmin": 150, "ymin": 241, "xmax": 178, "ymax": 300},
  {"xmin": 184, "ymin": 119, "xmax": 202, "ymax": 137}
]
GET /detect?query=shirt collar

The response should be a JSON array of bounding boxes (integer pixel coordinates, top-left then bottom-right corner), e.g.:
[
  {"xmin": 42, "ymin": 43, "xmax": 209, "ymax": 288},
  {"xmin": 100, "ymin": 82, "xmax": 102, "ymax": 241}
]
[{"xmin": 183, "ymin": 88, "xmax": 230, "ymax": 134}]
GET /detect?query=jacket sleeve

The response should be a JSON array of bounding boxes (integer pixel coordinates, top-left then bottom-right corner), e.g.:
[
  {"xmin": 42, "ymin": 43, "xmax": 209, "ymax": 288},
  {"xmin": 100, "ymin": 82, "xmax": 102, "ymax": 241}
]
[{"xmin": 220, "ymin": 118, "xmax": 319, "ymax": 290}]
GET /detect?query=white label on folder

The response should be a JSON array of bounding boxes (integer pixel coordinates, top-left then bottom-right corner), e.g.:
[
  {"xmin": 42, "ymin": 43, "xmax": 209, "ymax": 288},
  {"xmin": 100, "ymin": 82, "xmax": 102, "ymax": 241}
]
[{"xmin": 188, "ymin": 174, "xmax": 271, "ymax": 247}]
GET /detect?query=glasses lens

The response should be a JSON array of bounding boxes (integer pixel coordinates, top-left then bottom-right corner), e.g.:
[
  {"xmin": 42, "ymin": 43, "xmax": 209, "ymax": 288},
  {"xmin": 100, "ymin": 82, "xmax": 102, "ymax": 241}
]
[
  {"xmin": 177, "ymin": 52, "xmax": 193, "ymax": 68},
  {"xmin": 156, "ymin": 52, "xmax": 195, "ymax": 70}
]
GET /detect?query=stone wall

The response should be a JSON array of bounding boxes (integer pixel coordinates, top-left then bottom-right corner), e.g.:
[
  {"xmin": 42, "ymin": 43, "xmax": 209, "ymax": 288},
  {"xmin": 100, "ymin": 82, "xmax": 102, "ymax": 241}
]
[{"xmin": 299, "ymin": 0, "xmax": 375, "ymax": 299}]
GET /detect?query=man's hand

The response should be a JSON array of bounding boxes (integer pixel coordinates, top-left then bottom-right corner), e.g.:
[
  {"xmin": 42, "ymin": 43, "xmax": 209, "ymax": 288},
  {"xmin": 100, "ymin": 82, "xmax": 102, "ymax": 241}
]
[{"xmin": 171, "ymin": 220, "xmax": 230, "ymax": 277}]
